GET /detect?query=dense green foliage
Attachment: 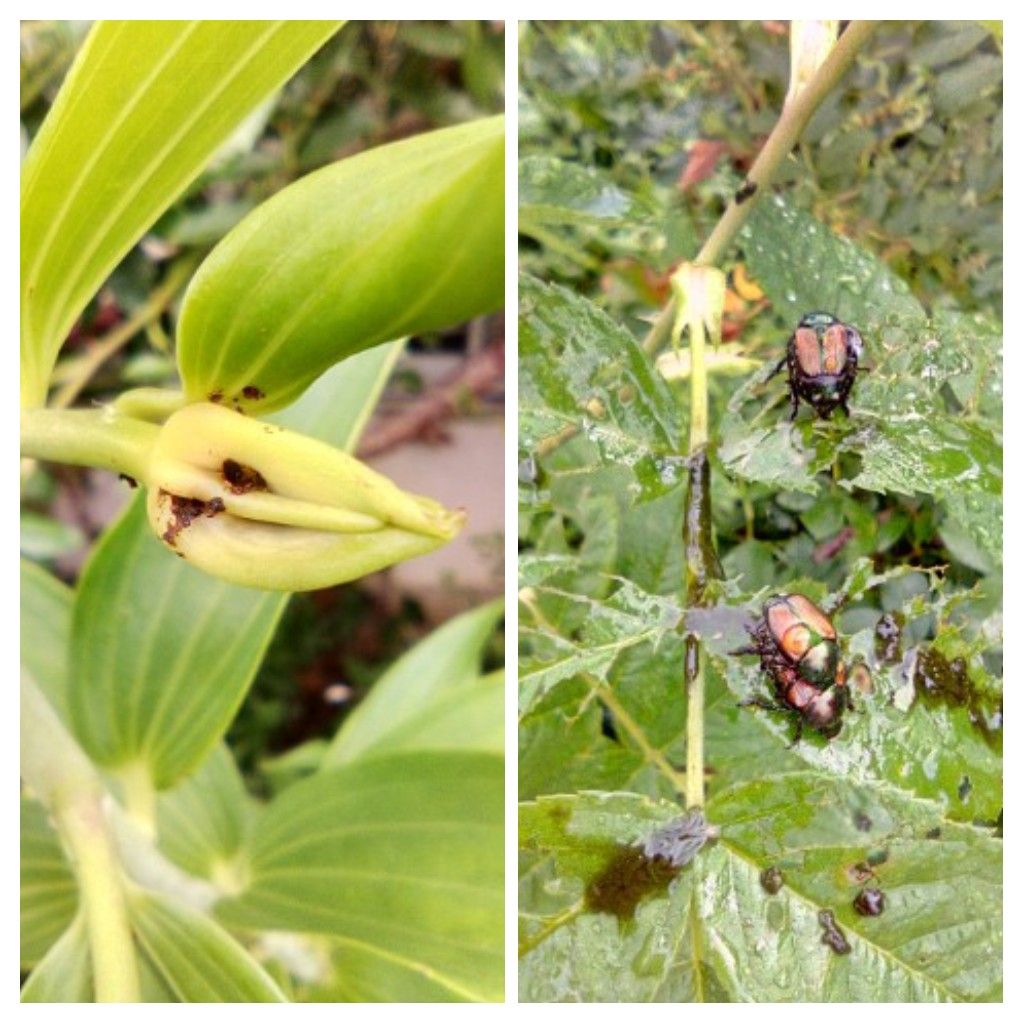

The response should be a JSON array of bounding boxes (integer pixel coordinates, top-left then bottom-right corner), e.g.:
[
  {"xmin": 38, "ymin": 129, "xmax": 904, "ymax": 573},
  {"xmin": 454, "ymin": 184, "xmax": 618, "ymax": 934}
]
[{"xmin": 519, "ymin": 21, "xmax": 1001, "ymax": 1003}]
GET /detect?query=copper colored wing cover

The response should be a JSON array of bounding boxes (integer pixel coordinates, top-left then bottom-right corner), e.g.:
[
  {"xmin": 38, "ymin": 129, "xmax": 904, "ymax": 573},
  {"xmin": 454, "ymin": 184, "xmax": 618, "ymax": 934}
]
[
  {"xmin": 822, "ymin": 323, "xmax": 848, "ymax": 374},
  {"xmin": 793, "ymin": 326, "xmax": 821, "ymax": 375},
  {"xmin": 785, "ymin": 594, "xmax": 836, "ymax": 639}
]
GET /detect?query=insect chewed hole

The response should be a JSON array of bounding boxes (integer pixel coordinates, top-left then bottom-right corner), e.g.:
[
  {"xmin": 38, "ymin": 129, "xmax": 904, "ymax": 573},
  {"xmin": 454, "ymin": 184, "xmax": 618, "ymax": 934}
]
[
  {"xmin": 159, "ymin": 491, "xmax": 227, "ymax": 546},
  {"xmin": 221, "ymin": 459, "xmax": 268, "ymax": 494}
]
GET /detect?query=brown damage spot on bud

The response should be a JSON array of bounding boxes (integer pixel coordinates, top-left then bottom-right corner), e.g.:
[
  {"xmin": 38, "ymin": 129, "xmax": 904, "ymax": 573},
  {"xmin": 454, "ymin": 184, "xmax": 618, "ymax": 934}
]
[
  {"xmin": 222, "ymin": 459, "xmax": 268, "ymax": 495},
  {"xmin": 241, "ymin": 385, "xmax": 264, "ymax": 400},
  {"xmin": 208, "ymin": 390, "xmax": 224, "ymax": 404},
  {"xmin": 118, "ymin": 473, "xmax": 138, "ymax": 489},
  {"xmin": 160, "ymin": 491, "xmax": 226, "ymax": 547}
]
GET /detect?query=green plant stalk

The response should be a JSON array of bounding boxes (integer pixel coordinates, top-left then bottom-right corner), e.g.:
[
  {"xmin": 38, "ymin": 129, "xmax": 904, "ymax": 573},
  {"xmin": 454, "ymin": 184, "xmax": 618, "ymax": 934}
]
[
  {"xmin": 684, "ymin": 638, "xmax": 704, "ymax": 810},
  {"xmin": 21, "ymin": 673, "xmax": 140, "ymax": 1002},
  {"xmin": 21, "ymin": 407, "xmax": 158, "ymax": 481},
  {"xmin": 643, "ymin": 20, "xmax": 878, "ymax": 354},
  {"xmin": 50, "ymin": 255, "xmax": 199, "ymax": 409}
]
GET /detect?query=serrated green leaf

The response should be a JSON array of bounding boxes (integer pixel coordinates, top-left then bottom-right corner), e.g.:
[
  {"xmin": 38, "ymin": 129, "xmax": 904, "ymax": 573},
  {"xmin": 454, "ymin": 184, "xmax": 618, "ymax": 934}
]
[
  {"xmin": 325, "ymin": 598, "xmax": 503, "ymax": 766},
  {"xmin": 66, "ymin": 343, "xmax": 399, "ymax": 789},
  {"xmin": 520, "ymin": 154, "xmax": 653, "ymax": 226},
  {"xmin": 20, "ymin": 798, "xmax": 77, "ymax": 969},
  {"xmin": 520, "ymin": 275, "xmax": 683, "ymax": 501},
  {"xmin": 217, "ymin": 751, "xmax": 503, "ymax": 1002},
  {"xmin": 21, "ymin": 915, "xmax": 92, "ymax": 1003},
  {"xmin": 519, "ymin": 783, "xmax": 1001, "ymax": 1001},
  {"xmin": 20, "ymin": 20, "xmax": 341, "ymax": 407},
  {"xmin": 741, "ymin": 195, "xmax": 927, "ymax": 331},
  {"xmin": 176, "ymin": 116, "xmax": 504, "ymax": 413},
  {"xmin": 128, "ymin": 889, "xmax": 286, "ymax": 1002}
]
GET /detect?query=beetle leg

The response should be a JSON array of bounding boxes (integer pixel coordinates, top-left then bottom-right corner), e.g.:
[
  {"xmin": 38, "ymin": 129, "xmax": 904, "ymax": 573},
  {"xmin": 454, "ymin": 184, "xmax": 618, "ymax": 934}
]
[
  {"xmin": 768, "ymin": 355, "xmax": 787, "ymax": 380},
  {"xmin": 788, "ymin": 390, "xmax": 800, "ymax": 421},
  {"xmin": 738, "ymin": 695, "xmax": 787, "ymax": 713},
  {"xmin": 729, "ymin": 644, "xmax": 759, "ymax": 657}
]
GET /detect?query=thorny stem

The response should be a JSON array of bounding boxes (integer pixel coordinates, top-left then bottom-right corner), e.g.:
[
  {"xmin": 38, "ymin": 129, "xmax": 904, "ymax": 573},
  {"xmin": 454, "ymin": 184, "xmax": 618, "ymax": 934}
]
[
  {"xmin": 50, "ymin": 255, "xmax": 199, "ymax": 409},
  {"xmin": 642, "ymin": 20, "xmax": 878, "ymax": 355}
]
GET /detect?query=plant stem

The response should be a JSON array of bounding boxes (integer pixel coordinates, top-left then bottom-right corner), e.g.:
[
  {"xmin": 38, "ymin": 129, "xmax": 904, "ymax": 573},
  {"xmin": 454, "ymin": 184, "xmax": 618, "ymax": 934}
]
[
  {"xmin": 21, "ymin": 406, "xmax": 159, "ymax": 481},
  {"xmin": 643, "ymin": 20, "xmax": 878, "ymax": 355},
  {"xmin": 21, "ymin": 673, "xmax": 140, "ymax": 1002},
  {"xmin": 50, "ymin": 255, "xmax": 199, "ymax": 409},
  {"xmin": 684, "ymin": 637, "xmax": 704, "ymax": 809},
  {"xmin": 118, "ymin": 761, "xmax": 157, "ymax": 840}
]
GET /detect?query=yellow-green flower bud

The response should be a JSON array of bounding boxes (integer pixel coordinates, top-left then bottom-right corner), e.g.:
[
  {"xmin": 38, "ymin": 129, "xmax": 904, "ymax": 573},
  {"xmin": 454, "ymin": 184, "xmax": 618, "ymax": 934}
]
[{"xmin": 145, "ymin": 402, "xmax": 464, "ymax": 591}]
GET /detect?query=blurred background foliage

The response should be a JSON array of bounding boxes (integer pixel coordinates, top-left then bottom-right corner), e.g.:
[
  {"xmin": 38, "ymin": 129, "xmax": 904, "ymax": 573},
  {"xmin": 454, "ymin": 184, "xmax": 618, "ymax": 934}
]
[
  {"xmin": 21, "ymin": 19, "xmax": 505, "ymax": 792},
  {"xmin": 519, "ymin": 19, "xmax": 1001, "ymax": 627}
]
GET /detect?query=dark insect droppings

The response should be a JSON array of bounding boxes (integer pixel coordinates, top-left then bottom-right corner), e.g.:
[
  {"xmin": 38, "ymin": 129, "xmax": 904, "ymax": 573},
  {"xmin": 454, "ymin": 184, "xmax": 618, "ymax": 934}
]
[
  {"xmin": 760, "ymin": 866, "xmax": 784, "ymax": 894},
  {"xmin": 734, "ymin": 180, "xmax": 757, "ymax": 204},
  {"xmin": 818, "ymin": 909, "xmax": 851, "ymax": 955},
  {"xmin": 853, "ymin": 888, "xmax": 886, "ymax": 917}
]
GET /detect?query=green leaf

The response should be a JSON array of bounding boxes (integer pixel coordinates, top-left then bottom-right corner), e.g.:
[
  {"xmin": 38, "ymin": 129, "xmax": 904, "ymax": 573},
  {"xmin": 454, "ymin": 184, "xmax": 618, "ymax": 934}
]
[
  {"xmin": 20, "ymin": 558, "xmax": 73, "ymax": 721},
  {"xmin": 20, "ymin": 20, "xmax": 341, "ymax": 407},
  {"xmin": 324, "ymin": 597, "xmax": 503, "ymax": 766},
  {"xmin": 155, "ymin": 744, "xmax": 258, "ymax": 885},
  {"xmin": 176, "ymin": 116, "xmax": 504, "ymax": 413},
  {"xmin": 20, "ymin": 798, "xmax": 77, "ymax": 969},
  {"xmin": 520, "ymin": 275, "xmax": 683, "ymax": 501},
  {"xmin": 128, "ymin": 889, "xmax": 286, "ymax": 1002},
  {"xmin": 519, "ymin": 784, "xmax": 1001, "ymax": 1001},
  {"xmin": 520, "ymin": 154, "xmax": 653, "ymax": 226},
  {"xmin": 21, "ymin": 915, "xmax": 92, "ymax": 1002},
  {"xmin": 67, "ymin": 343, "xmax": 399, "ymax": 789},
  {"xmin": 217, "ymin": 751, "xmax": 504, "ymax": 1002},
  {"xmin": 20, "ymin": 511, "xmax": 84, "ymax": 561},
  {"xmin": 740, "ymin": 194, "xmax": 927, "ymax": 332}
]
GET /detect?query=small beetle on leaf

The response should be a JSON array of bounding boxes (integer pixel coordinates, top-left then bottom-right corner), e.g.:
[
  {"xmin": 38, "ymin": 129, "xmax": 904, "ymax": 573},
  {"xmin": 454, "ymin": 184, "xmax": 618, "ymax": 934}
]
[
  {"xmin": 733, "ymin": 593, "xmax": 850, "ymax": 741},
  {"xmin": 770, "ymin": 311, "xmax": 863, "ymax": 420}
]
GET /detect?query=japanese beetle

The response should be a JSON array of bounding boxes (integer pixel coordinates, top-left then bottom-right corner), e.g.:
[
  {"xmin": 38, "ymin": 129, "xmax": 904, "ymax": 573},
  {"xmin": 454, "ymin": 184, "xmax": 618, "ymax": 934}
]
[
  {"xmin": 734, "ymin": 594, "xmax": 849, "ymax": 740},
  {"xmin": 770, "ymin": 311, "xmax": 863, "ymax": 420}
]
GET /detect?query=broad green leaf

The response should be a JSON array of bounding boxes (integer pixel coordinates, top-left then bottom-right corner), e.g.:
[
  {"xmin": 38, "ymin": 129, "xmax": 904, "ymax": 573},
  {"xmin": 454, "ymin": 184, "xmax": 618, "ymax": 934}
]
[
  {"xmin": 217, "ymin": 751, "xmax": 504, "ymax": 1002},
  {"xmin": 66, "ymin": 343, "xmax": 399, "ymax": 789},
  {"xmin": 20, "ymin": 20, "xmax": 341, "ymax": 407},
  {"xmin": 325, "ymin": 598, "xmax": 504, "ymax": 766},
  {"xmin": 155, "ymin": 744, "xmax": 258, "ymax": 886},
  {"xmin": 20, "ymin": 798, "xmax": 77, "ymax": 969},
  {"xmin": 520, "ymin": 275, "xmax": 683, "ymax": 502},
  {"xmin": 176, "ymin": 116, "xmax": 504, "ymax": 413},
  {"xmin": 519, "ymin": 784, "xmax": 1001, "ymax": 1001},
  {"xmin": 21, "ymin": 915, "xmax": 92, "ymax": 1003},
  {"xmin": 128, "ymin": 889, "xmax": 286, "ymax": 1002},
  {"xmin": 20, "ymin": 558, "xmax": 73, "ymax": 721}
]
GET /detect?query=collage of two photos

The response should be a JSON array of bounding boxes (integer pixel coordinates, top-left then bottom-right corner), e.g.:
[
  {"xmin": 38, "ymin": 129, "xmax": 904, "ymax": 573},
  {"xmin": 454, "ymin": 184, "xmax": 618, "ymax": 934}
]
[{"xmin": 19, "ymin": 19, "xmax": 1003, "ymax": 1005}]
